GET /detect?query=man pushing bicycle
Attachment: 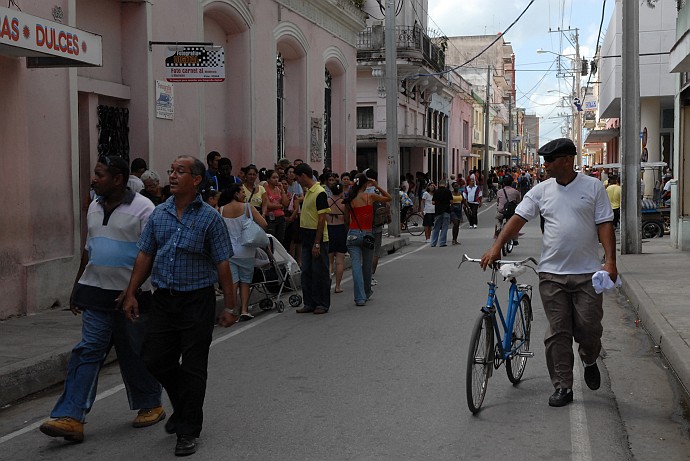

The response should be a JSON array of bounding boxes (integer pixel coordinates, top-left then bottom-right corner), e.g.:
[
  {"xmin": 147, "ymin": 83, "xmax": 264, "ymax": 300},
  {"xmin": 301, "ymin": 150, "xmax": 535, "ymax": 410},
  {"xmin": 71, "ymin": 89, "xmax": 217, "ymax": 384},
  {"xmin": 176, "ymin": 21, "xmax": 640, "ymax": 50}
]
[{"xmin": 480, "ymin": 138, "xmax": 618, "ymax": 408}]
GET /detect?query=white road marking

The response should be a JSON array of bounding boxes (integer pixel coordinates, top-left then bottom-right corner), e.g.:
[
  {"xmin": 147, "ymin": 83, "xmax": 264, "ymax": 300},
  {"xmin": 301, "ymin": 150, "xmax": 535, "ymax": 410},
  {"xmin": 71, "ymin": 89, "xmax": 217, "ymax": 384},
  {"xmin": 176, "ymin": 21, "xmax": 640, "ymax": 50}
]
[{"xmin": 570, "ymin": 361, "xmax": 593, "ymax": 461}]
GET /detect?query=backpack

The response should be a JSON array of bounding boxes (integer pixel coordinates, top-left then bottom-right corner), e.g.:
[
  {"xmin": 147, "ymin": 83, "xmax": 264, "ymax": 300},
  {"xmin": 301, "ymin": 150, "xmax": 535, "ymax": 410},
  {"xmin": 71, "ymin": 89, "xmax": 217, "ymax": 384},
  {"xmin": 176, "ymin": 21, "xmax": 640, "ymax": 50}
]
[
  {"xmin": 501, "ymin": 188, "xmax": 518, "ymax": 220},
  {"xmin": 372, "ymin": 196, "xmax": 391, "ymax": 227}
]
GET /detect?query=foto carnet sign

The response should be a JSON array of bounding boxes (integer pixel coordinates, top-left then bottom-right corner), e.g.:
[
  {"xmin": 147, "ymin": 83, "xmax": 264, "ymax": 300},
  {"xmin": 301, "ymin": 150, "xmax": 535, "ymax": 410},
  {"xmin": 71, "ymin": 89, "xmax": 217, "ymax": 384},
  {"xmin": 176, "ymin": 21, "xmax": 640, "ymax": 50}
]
[
  {"xmin": 165, "ymin": 46, "xmax": 225, "ymax": 82},
  {"xmin": 0, "ymin": 6, "xmax": 102, "ymax": 67}
]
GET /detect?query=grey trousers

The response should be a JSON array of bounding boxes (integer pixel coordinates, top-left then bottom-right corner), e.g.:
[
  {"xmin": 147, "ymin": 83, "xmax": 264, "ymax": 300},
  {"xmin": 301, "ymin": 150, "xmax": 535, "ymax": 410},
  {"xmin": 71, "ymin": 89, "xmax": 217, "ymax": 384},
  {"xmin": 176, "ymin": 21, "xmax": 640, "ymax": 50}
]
[{"xmin": 539, "ymin": 272, "xmax": 603, "ymax": 390}]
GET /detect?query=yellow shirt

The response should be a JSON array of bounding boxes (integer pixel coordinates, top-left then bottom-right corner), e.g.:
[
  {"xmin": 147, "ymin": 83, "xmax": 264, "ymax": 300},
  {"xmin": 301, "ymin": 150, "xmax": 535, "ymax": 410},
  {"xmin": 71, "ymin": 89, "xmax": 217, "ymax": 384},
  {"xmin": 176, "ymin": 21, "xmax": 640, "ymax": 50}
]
[
  {"xmin": 606, "ymin": 184, "xmax": 621, "ymax": 209},
  {"xmin": 242, "ymin": 184, "xmax": 265, "ymax": 210},
  {"xmin": 300, "ymin": 182, "xmax": 330, "ymax": 241}
]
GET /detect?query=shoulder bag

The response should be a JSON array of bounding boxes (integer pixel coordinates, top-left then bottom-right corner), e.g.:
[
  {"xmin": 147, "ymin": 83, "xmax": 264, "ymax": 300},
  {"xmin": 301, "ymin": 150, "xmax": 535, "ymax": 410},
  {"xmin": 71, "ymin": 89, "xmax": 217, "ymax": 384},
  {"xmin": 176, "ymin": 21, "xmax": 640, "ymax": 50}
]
[{"xmin": 240, "ymin": 202, "xmax": 269, "ymax": 248}]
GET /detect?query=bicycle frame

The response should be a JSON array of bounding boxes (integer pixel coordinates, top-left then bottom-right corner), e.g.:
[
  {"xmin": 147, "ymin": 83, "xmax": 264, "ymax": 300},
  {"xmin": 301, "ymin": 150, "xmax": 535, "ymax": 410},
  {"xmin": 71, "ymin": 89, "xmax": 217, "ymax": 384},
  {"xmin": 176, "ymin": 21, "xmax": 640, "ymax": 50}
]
[{"xmin": 482, "ymin": 267, "xmax": 526, "ymax": 362}]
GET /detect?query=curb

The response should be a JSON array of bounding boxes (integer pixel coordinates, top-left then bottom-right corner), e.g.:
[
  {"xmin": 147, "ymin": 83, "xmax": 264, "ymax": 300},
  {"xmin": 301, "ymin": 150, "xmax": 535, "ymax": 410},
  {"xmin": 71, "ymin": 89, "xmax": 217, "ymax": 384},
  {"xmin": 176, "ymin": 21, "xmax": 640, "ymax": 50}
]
[{"xmin": 618, "ymin": 262, "xmax": 690, "ymax": 394}]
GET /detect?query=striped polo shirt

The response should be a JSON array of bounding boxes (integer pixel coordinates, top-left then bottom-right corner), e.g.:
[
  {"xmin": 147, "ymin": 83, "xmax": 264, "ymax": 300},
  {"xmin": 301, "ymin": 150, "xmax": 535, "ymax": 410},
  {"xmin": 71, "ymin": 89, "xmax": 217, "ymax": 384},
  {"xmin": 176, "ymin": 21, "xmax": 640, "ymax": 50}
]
[{"xmin": 73, "ymin": 191, "xmax": 154, "ymax": 310}]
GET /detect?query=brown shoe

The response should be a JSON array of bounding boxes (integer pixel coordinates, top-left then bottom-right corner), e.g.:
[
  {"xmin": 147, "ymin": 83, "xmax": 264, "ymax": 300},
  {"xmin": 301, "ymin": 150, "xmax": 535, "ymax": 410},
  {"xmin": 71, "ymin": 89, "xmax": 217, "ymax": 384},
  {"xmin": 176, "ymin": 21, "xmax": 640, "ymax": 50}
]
[
  {"xmin": 39, "ymin": 417, "xmax": 84, "ymax": 443},
  {"xmin": 313, "ymin": 308, "xmax": 328, "ymax": 315},
  {"xmin": 295, "ymin": 307, "xmax": 314, "ymax": 313},
  {"xmin": 132, "ymin": 406, "xmax": 166, "ymax": 428}
]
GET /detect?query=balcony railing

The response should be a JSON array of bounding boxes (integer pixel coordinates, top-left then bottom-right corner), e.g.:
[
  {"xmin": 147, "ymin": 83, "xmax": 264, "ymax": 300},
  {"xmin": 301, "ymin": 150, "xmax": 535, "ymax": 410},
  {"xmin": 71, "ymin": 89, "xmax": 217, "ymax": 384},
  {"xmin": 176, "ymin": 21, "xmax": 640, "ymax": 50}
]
[{"xmin": 357, "ymin": 25, "xmax": 446, "ymax": 72}]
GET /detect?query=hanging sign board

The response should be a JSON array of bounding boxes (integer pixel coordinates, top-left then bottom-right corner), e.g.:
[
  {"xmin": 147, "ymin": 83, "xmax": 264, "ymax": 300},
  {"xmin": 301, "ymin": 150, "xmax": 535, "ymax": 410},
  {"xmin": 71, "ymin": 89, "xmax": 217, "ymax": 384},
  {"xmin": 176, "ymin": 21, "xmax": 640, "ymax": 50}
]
[
  {"xmin": 165, "ymin": 46, "xmax": 225, "ymax": 82},
  {"xmin": 0, "ymin": 6, "xmax": 102, "ymax": 67}
]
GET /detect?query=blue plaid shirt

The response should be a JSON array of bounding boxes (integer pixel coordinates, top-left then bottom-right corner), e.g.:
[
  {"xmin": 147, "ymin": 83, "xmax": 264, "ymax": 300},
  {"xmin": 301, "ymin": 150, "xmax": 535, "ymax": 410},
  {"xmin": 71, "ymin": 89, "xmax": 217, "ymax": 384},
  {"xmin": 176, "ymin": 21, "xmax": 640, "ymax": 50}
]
[{"xmin": 138, "ymin": 194, "xmax": 232, "ymax": 291}]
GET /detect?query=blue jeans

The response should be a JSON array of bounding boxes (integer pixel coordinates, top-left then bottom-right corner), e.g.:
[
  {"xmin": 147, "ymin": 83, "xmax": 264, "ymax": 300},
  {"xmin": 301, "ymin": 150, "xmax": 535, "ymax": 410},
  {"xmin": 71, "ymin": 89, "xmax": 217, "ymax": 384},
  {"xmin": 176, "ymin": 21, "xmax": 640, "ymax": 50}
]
[
  {"xmin": 300, "ymin": 229, "xmax": 331, "ymax": 310},
  {"xmin": 346, "ymin": 229, "xmax": 374, "ymax": 304},
  {"xmin": 51, "ymin": 308, "xmax": 162, "ymax": 422},
  {"xmin": 431, "ymin": 212, "xmax": 450, "ymax": 246}
]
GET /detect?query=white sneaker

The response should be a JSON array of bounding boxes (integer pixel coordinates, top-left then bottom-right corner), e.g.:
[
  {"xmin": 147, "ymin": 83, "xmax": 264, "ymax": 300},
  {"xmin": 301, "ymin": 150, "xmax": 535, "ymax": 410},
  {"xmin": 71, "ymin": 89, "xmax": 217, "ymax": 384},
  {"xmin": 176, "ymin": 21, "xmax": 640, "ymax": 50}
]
[
  {"xmin": 425, "ymin": 239, "xmax": 430, "ymax": 243},
  {"xmin": 371, "ymin": 276, "xmax": 378, "ymax": 286}
]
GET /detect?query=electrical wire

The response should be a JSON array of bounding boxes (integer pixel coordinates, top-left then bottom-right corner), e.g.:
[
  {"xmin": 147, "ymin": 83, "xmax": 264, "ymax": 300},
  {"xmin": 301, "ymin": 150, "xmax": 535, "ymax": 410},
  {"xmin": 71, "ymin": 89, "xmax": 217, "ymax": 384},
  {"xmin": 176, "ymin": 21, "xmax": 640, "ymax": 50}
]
[{"xmin": 582, "ymin": 0, "xmax": 607, "ymax": 98}]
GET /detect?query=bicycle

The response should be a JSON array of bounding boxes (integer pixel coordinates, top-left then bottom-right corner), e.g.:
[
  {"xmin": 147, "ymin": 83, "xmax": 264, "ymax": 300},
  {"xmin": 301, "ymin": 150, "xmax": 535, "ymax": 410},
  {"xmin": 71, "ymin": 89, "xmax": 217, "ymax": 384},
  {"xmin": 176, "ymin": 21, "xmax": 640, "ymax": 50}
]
[
  {"xmin": 459, "ymin": 254, "xmax": 538, "ymax": 414},
  {"xmin": 401, "ymin": 209, "xmax": 425, "ymax": 236},
  {"xmin": 487, "ymin": 185, "xmax": 497, "ymax": 202},
  {"xmin": 494, "ymin": 217, "xmax": 514, "ymax": 256}
]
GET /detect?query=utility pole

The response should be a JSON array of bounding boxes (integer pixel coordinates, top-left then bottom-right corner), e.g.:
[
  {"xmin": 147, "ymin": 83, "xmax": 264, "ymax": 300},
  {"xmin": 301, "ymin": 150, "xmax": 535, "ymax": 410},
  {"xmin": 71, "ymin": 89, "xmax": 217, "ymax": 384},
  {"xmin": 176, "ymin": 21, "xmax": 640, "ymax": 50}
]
[
  {"xmin": 483, "ymin": 66, "xmax": 491, "ymax": 195},
  {"xmin": 574, "ymin": 28, "xmax": 582, "ymax": 168},
  {"xmin": 385, "ymin": 0, "xmax": 400, "ymax": 236},
  {"xmin": 621, "ymin": 0, "xmax": 641, "ymax": 254}
]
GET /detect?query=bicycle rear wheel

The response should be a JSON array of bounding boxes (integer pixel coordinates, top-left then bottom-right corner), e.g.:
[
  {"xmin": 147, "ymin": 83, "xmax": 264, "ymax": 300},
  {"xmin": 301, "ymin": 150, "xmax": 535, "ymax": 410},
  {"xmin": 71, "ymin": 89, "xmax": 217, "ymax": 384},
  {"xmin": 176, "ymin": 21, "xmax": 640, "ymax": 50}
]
[
  {"xmin": 466, "ymin": 312, "xmax": 494, "ymax": 414},
  {"xmin": 405, "ymin": 212, "xmax": 424, "ymax": 236},
  {"xmin": 506, "ymin": 295, "xmax": 532, "ymax": 384}
]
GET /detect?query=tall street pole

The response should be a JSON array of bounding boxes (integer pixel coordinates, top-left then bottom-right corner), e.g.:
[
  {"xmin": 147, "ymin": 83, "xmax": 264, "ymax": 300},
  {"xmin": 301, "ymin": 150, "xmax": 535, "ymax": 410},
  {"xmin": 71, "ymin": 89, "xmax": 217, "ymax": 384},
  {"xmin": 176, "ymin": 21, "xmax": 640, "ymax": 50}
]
[
  {"xmin": 385, "ymin": 0, "xmax": 400, "ymax": 236},
  {"xmin": 483, "ymin": 66, "xmax": 491, "ymax": 195},
  {"xmin": 574, "ymin": 28, "xmax": 582, "ymax": 168},
  {"xmin": 621, "ymin": 0, "xmax": 641, "ymax": 254}
]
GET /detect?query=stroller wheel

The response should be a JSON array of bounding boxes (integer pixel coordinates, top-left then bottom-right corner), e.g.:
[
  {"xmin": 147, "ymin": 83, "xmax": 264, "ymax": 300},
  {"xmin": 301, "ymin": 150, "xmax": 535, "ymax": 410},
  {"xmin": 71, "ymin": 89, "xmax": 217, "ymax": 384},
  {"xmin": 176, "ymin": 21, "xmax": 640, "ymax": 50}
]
[
  {"xmin": 259, "ymin": 298, "xmax": 273, "ymax": 311},
  {"xmin": 289, "ymin": 294, "xmax": 303, "ymax": 307},
  {"xmin": 277, "ymin": 301, "xmax": 285, "ymax": 313}
]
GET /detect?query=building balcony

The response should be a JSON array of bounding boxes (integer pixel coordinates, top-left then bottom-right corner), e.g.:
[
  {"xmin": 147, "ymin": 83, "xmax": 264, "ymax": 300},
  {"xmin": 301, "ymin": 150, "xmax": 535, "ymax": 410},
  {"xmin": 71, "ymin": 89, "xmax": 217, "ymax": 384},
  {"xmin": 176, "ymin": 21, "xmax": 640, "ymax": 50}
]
[
  {"xmin": 670, "ymin": 0, "xmax": 690, "ymax": 71},
  {"xmin": 357, "ymin": 24, "xmax": 446, "ymax": 73}
]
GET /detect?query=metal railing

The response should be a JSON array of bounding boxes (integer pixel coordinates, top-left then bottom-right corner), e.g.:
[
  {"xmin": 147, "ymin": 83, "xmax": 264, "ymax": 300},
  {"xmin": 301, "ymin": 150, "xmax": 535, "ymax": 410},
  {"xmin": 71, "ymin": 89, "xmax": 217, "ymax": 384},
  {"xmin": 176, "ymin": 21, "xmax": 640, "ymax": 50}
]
[{"xmin": 357, "ymin": 25, "xmax": 446, "ymax": 72}]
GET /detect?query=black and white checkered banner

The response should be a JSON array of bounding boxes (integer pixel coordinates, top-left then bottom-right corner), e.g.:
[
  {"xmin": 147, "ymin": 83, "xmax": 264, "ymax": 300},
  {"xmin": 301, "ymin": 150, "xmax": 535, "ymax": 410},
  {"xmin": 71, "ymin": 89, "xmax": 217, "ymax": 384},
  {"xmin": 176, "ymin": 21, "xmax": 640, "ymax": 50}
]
[{"xmin": 165, "ymin": 46, "xmax": 225, "ymax": 82}]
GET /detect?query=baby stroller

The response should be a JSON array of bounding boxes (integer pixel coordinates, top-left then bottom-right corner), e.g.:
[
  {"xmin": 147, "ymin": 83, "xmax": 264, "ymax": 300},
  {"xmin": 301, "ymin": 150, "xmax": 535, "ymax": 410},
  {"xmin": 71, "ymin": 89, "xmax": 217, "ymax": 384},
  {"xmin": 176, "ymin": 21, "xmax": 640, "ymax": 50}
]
[{"xmin": 250, "ymin": 234, "xmax": 302, "ymax": 312}]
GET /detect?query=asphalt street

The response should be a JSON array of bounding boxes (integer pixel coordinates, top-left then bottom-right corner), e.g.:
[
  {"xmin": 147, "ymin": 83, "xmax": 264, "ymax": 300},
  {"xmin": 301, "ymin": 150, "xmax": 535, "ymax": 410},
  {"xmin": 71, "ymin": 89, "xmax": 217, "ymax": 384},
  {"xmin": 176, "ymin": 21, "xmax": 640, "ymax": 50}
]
[{"xmin": 1, "ymin": 204, "xmax": 689, "ymax": 460}]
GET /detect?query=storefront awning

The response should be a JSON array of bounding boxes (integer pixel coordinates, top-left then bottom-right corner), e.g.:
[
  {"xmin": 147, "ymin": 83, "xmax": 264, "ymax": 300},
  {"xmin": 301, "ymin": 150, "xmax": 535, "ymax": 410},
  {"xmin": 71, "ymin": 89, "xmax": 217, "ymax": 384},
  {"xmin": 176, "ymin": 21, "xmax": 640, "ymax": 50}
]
[
  {"xmin": 356, "ymin": 134, "xmax": 445, "ymax": 149},
  {"xmin": 494, "ymin": 151, "xmax": 511, "ymax": 157},
  {"xmin": 584, "ymin": 128, "xmax": 619, "ymax": 144},
  {"xmin": 0, "ymin": 7, "xmax": 102, "ymax": 67}
]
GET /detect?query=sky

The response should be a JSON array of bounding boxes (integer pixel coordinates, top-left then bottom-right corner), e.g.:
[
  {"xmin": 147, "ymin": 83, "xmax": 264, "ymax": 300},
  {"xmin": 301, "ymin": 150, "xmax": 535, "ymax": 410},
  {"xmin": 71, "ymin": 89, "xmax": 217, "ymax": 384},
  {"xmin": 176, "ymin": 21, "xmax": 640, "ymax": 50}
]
[{"xmin": 426, "ymin": 0, "xmax": 617, "ymax": 144}]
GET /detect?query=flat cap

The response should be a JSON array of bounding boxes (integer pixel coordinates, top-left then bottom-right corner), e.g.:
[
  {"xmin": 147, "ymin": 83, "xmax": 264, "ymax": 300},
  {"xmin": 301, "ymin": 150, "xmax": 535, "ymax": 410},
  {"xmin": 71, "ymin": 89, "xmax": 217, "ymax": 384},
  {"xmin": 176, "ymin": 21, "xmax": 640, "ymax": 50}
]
[{"xmin": 538, "ymin": 138, "xmax": 577, "ymax": 157}]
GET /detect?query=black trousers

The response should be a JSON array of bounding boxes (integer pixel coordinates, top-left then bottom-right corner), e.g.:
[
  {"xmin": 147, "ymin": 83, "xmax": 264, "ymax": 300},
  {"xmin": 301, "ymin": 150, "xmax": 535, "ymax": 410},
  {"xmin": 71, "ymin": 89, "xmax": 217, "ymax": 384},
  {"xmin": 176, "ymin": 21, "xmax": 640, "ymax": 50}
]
[
  {"xmin": 466, "ymin": 203, "xmax": 479, "ymax": 226},
  {"xmin": 142, "ymin": 286, "xmax": 216, "ymax": 437}
]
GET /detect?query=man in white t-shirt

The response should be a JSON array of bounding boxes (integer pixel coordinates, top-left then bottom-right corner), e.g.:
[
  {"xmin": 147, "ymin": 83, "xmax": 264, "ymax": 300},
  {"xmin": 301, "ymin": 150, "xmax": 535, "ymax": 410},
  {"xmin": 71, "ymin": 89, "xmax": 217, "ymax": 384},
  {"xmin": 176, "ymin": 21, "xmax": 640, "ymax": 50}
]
[{"xmin": 481, "ymin": 138, "xmax": 617, "ymax": 408}]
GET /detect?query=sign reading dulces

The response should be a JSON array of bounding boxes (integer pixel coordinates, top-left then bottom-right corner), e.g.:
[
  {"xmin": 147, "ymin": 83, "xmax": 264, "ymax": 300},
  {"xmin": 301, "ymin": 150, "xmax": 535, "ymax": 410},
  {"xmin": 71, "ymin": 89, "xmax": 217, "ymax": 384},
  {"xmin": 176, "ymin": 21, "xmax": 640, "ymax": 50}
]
[
  {"xmin": 0, "ymin": 6, "xmax": 102, "ymax": 67},
  {"xmin": 165, "ymin": 46, "xmax": 225, "ymax": 82}
]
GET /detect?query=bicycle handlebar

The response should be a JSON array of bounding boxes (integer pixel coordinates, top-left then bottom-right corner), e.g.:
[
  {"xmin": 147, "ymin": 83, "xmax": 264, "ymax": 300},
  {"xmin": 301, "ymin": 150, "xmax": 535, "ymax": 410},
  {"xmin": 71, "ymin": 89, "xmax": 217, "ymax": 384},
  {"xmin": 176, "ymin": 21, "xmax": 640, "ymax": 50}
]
[{"xmin": 458, "ymin": 254, "xmax": 538, "ymax": 271}]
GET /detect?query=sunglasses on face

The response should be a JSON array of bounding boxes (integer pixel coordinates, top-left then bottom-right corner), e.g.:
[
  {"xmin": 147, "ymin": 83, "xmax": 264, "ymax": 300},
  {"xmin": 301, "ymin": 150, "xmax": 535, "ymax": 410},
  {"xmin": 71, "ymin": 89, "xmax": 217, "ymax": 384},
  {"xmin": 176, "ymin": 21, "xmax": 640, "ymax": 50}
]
[{"xmin": 542, "ymin": 155, "xmax": 558, "ymax": 163}]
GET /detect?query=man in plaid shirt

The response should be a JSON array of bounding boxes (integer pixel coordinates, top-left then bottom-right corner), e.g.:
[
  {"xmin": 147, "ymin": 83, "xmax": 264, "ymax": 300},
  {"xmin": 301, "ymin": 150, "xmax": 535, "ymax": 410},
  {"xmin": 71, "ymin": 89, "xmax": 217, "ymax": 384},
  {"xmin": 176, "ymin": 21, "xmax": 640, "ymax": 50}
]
[{"xmin": 122, "ymin": 155, "xmax": 237, "ymax": 457}]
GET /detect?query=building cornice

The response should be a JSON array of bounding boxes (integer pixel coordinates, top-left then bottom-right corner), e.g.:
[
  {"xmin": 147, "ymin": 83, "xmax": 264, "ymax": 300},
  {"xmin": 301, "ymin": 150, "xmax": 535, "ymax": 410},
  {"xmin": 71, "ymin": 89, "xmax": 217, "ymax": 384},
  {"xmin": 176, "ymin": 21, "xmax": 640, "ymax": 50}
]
[{"xmin": 276, "ymin": 0, "xmax": 367, "ymax": 47}]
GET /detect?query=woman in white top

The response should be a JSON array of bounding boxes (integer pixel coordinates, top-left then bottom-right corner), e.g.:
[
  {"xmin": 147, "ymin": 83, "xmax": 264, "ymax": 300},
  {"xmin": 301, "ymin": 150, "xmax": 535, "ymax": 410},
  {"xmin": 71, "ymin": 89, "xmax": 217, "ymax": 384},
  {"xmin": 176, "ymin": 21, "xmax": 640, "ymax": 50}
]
[
  {"xmin": 421, "ymin": 183, "xmax": 436, "ymax": 243},
  {"xmin": 219, "ymin": 184, "xmax": 268, "ymax": 321}
]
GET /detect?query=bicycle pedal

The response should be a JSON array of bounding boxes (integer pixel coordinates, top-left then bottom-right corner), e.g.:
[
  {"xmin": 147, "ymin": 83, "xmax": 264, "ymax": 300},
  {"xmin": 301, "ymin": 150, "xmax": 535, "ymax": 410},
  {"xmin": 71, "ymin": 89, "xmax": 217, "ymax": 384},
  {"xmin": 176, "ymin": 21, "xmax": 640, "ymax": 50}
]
[{"xmin": 516, "ymin": 351, "xmax": 534, "ymax": 358}]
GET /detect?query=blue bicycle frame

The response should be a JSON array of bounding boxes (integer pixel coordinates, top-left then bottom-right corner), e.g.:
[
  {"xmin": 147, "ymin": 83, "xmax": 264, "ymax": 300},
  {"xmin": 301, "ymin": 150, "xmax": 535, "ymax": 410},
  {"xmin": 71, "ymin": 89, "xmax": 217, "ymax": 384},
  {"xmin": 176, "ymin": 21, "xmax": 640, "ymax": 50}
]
[{"xmin": 482, "ymin": 271, "xmax": 528, "ymax": 361}]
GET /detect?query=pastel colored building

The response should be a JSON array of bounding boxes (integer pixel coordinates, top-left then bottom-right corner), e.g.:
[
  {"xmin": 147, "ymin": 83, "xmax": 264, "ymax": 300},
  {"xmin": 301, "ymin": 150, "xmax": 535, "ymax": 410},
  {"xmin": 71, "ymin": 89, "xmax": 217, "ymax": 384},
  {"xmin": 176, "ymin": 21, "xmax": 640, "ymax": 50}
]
[{"xmin": 0, "ymin": 0, "xmax": 365, "ymax": 319}]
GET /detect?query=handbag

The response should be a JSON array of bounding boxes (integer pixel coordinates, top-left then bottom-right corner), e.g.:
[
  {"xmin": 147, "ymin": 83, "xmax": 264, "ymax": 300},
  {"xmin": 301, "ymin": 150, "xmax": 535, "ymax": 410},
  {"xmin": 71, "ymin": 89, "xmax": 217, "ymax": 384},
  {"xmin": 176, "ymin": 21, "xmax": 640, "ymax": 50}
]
[{"xmin": 240, "ymin": 202, "xmax": 269, "ymax": 248}]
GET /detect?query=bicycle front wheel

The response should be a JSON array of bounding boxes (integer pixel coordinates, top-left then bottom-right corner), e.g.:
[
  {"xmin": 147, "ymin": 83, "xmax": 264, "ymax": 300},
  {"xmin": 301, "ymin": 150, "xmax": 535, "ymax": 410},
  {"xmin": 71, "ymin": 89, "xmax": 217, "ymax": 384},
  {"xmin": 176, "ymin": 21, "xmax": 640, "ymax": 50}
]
[
  {"xmin": 506, "ymin": 295, "xmax": 532, "ymax": 384},
  {"xmin": 466, "ymin": 312, "xmax": 494, "ymax": 414},
  {"xmin": 405, "ymin": 212, "xmax": 424, "ymax": 236}
]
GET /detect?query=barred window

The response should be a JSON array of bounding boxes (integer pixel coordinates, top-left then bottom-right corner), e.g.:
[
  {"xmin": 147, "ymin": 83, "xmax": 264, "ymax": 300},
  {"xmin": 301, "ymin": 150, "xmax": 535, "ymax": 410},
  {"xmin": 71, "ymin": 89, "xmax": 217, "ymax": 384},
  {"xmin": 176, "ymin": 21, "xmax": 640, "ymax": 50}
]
[{"xmin": 357, "ymin": 106, "xmax": 374, "ymax": 129}]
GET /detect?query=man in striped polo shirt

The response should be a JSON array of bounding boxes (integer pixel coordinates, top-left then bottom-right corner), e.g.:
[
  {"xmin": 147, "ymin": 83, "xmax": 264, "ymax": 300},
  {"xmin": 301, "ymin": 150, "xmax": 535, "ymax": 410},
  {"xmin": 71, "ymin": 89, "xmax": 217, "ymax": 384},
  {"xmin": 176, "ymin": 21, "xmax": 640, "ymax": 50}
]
[{"xmin": 40, "ymin": 156, "xmax": 165, "ymax": 443}]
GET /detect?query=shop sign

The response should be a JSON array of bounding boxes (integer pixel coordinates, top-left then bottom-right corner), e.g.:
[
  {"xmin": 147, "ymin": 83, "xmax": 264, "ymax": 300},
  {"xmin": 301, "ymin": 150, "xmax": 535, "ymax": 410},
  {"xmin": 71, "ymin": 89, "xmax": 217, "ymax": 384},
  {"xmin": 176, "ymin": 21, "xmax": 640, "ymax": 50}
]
[
  {"xmin": 165, "ymin": 46, "xmax": 225, "ymax": 82},
  {"xmin": 0, "ymin": 6, "xmax": 102, "ymax": 67}
]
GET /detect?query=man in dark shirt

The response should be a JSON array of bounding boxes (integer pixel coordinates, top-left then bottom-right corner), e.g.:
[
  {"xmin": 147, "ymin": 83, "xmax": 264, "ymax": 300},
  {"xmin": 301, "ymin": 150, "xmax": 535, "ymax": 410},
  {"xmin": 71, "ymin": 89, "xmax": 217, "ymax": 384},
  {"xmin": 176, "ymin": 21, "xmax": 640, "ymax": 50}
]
[{"xmin": 430, "ymin": 181, "xmax": 453, "ymax": 247}]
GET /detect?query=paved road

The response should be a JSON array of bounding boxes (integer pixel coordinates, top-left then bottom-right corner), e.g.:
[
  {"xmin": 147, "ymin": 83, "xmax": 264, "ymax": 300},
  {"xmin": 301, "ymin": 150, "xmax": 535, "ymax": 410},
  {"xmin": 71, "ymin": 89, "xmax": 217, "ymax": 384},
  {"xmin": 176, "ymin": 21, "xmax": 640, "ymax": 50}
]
[{"xmin": 1, "ymin": 204, "xmax": 689, "ymax": 459}]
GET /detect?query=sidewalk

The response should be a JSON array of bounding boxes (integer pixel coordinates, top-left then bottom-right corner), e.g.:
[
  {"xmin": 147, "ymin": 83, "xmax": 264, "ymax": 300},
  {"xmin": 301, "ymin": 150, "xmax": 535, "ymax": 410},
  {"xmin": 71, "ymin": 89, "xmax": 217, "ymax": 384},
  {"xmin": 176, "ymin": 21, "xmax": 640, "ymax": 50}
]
[
  {"xmin": 615, "ymin": 236, "xmax": 690, "ymax": 393},
  {"xmin": 0, "ymin": 235, "xmax": 410, "ymax": 407}
]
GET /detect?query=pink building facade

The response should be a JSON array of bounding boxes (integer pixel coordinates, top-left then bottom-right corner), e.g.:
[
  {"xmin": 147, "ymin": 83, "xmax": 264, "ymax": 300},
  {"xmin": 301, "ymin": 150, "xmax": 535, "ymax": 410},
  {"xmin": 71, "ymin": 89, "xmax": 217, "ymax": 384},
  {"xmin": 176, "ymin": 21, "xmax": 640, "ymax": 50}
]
[{"xmin": 0, "ymin": 0, "xmax": 365, "ymax": 319}]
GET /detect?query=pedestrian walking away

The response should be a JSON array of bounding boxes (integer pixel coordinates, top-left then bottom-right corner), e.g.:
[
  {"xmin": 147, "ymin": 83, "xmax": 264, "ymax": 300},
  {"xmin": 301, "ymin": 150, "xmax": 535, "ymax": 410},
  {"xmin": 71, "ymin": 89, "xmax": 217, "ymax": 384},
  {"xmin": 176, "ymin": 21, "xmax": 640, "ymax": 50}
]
[
  {"xmin": 430, "ymin": 181, "xmax": 453, "ymax": 247},
  {"xmin": 39, "ymin": 156, "xmax": 165, "ymax": 445},
  {"xmin": 344, "ymin": 173, "xmax": 391, "ymax": 306},
  {"xmin": 480, "ymin": 138, "xmax": 618, "ymax": 408},
  {"xmin": 121, "ymin": 155, "xmax": 239, "ymax": 457},
  {"xmin": 293, "ymin": 162, "xmax": 331, "ymax": 314},
  {"xmin": 422, "ymin": 182, "xmax": 436, "ymax": 243}
]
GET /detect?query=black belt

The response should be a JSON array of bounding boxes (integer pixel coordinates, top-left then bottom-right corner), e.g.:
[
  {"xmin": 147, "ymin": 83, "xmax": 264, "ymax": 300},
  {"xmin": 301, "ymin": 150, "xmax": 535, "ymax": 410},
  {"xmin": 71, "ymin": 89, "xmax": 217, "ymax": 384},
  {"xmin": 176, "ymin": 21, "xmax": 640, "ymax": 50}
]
[{"xmin": 155, "ymin": 286, "xmax": 213, "ymax": 297}]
